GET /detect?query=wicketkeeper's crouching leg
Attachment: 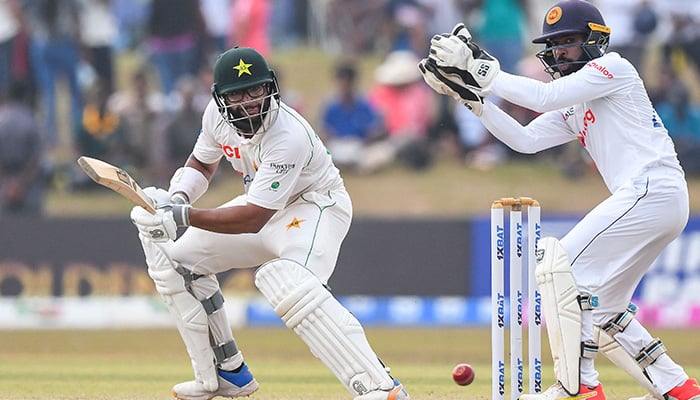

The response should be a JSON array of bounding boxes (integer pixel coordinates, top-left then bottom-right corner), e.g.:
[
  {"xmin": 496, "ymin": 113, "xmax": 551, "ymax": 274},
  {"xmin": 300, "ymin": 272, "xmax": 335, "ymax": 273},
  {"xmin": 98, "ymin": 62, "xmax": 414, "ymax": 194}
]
[
  {"xmin": 138, "ymin": 234, "xmax": 258, "ymax": 400},
  {"xmin": 255, "ymin": 258, "xmax": 410, "ymax": 400}
]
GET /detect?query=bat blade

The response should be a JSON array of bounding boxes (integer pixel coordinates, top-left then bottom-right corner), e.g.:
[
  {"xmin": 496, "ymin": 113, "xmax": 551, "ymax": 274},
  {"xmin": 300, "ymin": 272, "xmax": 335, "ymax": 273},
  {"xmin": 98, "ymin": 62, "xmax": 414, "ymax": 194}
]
[{"xmin": 76, "ymin": 156, "xmax": 156, "ymax": 214}]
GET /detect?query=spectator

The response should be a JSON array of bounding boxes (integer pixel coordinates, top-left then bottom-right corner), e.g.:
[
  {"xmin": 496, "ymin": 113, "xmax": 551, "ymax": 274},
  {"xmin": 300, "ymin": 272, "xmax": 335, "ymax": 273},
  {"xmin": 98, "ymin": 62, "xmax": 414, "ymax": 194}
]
[
  {"xmin": 227, "ymin": 0, "xmax": 270, "ymax": 56},
  {"xmin": 596, "ymin": 0, "xmax": 658, "ymax": 73},
  {"xmin": 147, "ymin": 0, "xmax": 204, "ymax": 96},
  {"xmin": 111, "ymin": 0, "xmax": 150, "ymax": 51},
  {"xmin": 326, "ymin": 0, "xmax": 387, "ymax": 55},
  {"xmin": 472, "ymin": 0, "xmax": 528, "ymax": 74},
  {"xmin": 79, "ymin": 0, "xmax": 118, "ymax": 93},
  {"xmin": 0, "ymin": 0, "xmax": 22, "ymax": 95},
  {"xmin": 0, "ymin": 80, "xmax": 48, "ymax": 215},
  {"xmin": 656, "ymin": 1, "xmax": 700, "ymax": 74},
  {"xmin": 320, "ymin": 60, "xmax": 382, "ymax": 173},
  {"xmin": 153, "ymin": 75, "xmax": 203, "ymax": 184},
  {"xmin": 381, "ymin": 0, "xmax": 430, "ymax": 55},
  {"xmin": 269, "ymin": 0, "xmax": 301, "ymax": 49},
  {"xmin": 71, "ymin": 79, "xmax": 128, "ymax": 189},
  {"xmin": 23, "ymin": 0, "xmax": 84, "ymax": 148},
  {"xmin": 199, "ymin": 0, "xmax": 231, "ymax": 57},
  {"xmin": 368, "ymin": 50, "xmax": 436, "ymax": 170},
  {"xmin": 107, "ymin": 66, "xmax": 167, "ymax": 184},
  {"xmin": 656, "ymin": 80, "xmax": 700, "ymax": 176}
]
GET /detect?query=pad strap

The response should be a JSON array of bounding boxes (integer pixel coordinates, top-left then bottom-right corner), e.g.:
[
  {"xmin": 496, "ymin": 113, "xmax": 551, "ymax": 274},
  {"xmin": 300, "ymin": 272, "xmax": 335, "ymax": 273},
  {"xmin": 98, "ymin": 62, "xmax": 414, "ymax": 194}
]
[
  {"xmin": 602, "ymin": 303, "xmax": 638, "ymax": 336},
  {"xmin": 174, "ymin": 264, "xmax": 204, "ymax": 286},
  {"xmin": 581, "ymin": 340, "xmax": 599, "ymax": 360},
  {"xmin": 213, "ymin": 340, "xmax": 239, "ymax": 364},
  {"xmin": 201, "ymin": 290, "xmax": 225, "ymax": 315},
  {"xmin": 635, "ymin": 338, "xmax": 666, "ymax": 368},
  {"xmin": 578, "ymin": 294, "xmax": 599, "ymax": 310}
]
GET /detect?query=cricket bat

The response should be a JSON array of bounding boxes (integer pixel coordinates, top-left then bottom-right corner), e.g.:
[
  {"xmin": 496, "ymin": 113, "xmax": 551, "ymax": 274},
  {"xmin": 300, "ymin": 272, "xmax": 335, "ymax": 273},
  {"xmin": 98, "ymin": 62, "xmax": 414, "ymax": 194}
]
[{"xmin": 76, "ymin": 156, "xmax": 156, "ymax": 214}]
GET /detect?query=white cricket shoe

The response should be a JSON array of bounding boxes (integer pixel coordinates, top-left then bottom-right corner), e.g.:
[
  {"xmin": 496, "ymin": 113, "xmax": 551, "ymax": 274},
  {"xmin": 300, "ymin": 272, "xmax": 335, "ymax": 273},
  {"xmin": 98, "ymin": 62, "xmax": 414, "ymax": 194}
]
[
  {"xmin": 172, "ymin": 364, "xmax": 259, "ymax": 400},
  {"xmin": 353, "ymin": 379, "xmax": 410, "ymax": 400},
  {"xmin": 519, "ymin": 382, "xmax": 605, "ymax": 400}
]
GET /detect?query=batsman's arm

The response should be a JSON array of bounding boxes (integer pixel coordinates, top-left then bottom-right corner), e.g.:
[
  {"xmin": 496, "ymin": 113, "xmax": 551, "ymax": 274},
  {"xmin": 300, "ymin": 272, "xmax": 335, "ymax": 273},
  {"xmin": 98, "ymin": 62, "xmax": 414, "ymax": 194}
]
[{"xmin": 168, "ymin": 155, "xmax": 219, "ymax": 204}]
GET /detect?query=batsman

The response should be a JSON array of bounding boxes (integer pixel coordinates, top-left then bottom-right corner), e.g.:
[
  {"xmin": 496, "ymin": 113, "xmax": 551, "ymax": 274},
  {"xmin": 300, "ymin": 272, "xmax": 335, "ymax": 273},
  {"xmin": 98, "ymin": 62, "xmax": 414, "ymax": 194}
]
[
  {"xmin": 130, "ymin": 46, "xmax": 410, "ymax": 400},
  {"xmin": 419, "ymin": 1, "xmax": 700, "ymax": 400}
]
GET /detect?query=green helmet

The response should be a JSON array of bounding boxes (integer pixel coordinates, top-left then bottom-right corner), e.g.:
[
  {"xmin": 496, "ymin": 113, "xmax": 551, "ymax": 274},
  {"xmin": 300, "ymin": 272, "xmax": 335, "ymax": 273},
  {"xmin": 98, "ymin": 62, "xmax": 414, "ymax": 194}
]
[{"xmin": 212, "ymin": 47, "xmax": 280, "ymax": 135}]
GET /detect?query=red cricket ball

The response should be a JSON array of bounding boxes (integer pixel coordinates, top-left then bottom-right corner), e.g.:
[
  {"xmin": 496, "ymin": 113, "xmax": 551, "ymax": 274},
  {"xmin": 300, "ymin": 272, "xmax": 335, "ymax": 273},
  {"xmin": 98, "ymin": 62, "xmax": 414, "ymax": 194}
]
[{"xmin": 452, "ymin": 363, "xmax": 475, "ymax": 386}]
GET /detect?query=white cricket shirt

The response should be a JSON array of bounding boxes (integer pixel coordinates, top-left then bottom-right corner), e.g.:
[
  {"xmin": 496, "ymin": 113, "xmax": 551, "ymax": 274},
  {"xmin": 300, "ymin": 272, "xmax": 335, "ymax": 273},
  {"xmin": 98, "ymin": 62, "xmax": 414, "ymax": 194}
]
[
  {"xmin": 483, "ymin": 52, "xmax": 683, "ymax": 193},
  {"xmin": 193, "ymin": 100, "xmax": 344, "ymax": 210}
]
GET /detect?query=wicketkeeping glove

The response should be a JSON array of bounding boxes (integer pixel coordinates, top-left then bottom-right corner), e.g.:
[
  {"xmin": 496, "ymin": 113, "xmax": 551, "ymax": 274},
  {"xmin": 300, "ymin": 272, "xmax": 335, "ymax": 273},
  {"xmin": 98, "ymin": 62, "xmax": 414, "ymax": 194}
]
[
  {"xmin": 428, "ymin": 23, "xmax": 500, "ymax": 94},
  {"xmin": 419, "ymin": 58, "xmax": 484, "ymax": 116}
]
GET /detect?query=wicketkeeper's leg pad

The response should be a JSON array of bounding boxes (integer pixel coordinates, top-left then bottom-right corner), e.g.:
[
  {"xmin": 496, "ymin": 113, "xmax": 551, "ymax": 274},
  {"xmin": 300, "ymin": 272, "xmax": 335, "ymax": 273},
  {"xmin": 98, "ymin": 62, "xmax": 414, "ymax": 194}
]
[
  {"xmin": 254, "ymin": 258, "xmax": 394, "ymax": 397},
  {"xmin": 595, "ymin": 304, "xmax": 665, "ymax": 399},
  {"xmin": 139, "ymin": 235, "xmax": 218, "ymax": 391},
  {"xmin": 536, "ymin": 237, "xmax": 587, "ymax": 395}
]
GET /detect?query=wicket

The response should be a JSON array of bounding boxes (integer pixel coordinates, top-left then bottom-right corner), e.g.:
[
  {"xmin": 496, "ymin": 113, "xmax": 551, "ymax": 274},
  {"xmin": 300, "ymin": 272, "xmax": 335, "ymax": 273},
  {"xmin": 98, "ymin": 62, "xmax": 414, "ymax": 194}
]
[{"xmin": 491, "ymin": 197, "xmax": 542, "ymax": 400}]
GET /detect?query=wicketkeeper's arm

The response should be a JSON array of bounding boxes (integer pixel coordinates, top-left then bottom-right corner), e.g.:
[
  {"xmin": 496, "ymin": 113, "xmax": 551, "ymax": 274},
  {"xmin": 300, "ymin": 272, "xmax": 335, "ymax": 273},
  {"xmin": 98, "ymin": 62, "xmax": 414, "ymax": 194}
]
[{"xmin": 480, "ymin": 102, "xmax": 576, "ymax": 154}]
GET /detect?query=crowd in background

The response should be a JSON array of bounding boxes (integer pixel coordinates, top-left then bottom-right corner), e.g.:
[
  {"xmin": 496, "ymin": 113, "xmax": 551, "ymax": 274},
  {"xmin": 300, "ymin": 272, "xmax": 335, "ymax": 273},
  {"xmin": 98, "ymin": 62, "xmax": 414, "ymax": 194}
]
[{"xmin": 1, "ymin": 0, "xmax": 700, "ymax": 216}]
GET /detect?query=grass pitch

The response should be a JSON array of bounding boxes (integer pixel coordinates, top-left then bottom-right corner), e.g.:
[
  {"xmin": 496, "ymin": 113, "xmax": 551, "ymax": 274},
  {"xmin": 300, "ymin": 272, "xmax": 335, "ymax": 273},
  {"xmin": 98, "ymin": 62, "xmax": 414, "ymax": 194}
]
[{"xmin": 1, "ymin": 327, "xmax": 698, "ymax": 400}]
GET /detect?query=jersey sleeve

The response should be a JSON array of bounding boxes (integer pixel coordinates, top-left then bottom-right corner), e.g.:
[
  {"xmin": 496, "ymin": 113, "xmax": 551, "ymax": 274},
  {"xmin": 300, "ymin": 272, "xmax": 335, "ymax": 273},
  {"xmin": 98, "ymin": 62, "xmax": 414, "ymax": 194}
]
[
  {"xmin": 191, "ymin": 101, "xmax": 224, "ymax": 164},
  {"xmin": 480, "ymin": 101, "xmax": 576, "ymax": 153},
  {"xmin": 492, "ymin": 54, "xmax": 636, "ymax": 113}
]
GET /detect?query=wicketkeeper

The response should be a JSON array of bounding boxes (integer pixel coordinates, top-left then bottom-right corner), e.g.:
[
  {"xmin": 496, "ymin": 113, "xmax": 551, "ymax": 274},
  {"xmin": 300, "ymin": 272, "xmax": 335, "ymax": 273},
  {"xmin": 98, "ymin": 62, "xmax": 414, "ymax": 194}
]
[
  {"xmin": 419, "ymin": 1, "xmax": 700, "ymax": 400},
  {"xmin": 130, "ymin": 46, "xmax": 410, "ymax": 400}
]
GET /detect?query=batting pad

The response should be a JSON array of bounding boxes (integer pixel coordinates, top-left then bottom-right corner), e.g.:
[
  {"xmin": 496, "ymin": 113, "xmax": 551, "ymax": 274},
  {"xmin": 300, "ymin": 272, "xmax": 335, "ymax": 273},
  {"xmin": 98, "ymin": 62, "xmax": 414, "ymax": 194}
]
[
  {"xmin": 255, "ymin": 259, "xmax": 394, "ymax": 397},
  {"xmin": 595, "ymin": 326, "xmax": 663, "ymax": 399},
  {"xmin": 139, "ymin": 236, "xmax": 218, "ymax": 391},
  {"xmin": 535, "ymin": 237, "xmax": 582, "ymax": 395}
]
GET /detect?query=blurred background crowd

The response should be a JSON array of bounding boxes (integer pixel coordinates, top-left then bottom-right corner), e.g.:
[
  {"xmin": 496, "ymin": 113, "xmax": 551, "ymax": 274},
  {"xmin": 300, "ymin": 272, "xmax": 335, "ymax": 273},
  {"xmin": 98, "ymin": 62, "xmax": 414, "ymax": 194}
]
[{"xmin": 1, "ymin": 0, "xmax": 700, "ymax": 216}]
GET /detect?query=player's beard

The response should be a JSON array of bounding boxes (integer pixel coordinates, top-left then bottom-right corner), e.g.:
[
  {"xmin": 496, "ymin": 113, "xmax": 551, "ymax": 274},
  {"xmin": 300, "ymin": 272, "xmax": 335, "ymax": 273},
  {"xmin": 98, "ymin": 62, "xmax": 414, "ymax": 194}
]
[
  {"xmin": 232, "ymin": 96, "xmax": 272, "ymax": 135},
  {"xmin": 557, "ymin": 54, "xmax": 588, "ymax": 76}
]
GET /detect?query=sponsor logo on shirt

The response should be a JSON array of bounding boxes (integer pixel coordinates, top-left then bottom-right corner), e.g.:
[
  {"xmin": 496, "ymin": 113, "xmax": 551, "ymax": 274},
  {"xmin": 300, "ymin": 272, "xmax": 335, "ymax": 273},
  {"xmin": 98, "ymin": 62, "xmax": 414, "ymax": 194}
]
[
  {"xmin": 563, "ymin": 107, "xmax": 575, "ymax": 121},
  {"xmin": 219, "ymin": 144, "xmax": 241, "ymax": 159},
  {"xmin": 577, "ymin": 108, "xmax": 596, "ymax": 147},
  {"xmin": 586, "ymin": 61, "xmax": 614, "ymax": 79},
  {"xmin": 270, "ymin": 162, "xmax": 295, "ymax": 174},
  {"xmin": 243, "ymin": 175, "xmax": 253, "ymax": 184}
]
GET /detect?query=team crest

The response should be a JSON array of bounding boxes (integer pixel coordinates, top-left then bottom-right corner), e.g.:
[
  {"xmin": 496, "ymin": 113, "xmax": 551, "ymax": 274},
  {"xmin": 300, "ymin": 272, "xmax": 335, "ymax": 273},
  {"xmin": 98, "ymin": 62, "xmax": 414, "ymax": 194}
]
[
  {"xmin": 286, "ymin": 217, "xmax": 305, "ymax": 230},
  {"xmin": 546, "ymin": 6, "xmax": 562, "ymax": 25},
  {"xmin": 233, "ymin": 59, "xmax": 252, "ymax": 77}
]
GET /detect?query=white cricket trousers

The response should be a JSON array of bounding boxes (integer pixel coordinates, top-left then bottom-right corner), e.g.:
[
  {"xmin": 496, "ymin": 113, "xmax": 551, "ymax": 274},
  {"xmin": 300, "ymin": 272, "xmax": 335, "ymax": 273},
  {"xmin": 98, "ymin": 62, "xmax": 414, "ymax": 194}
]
[
  {"xmin": 169, "ymin": 187, "xmax": 353, "ymax": 285},
  {"xmin": 561, "ymin": 166, "xmax": 689, "ymax": 391}
]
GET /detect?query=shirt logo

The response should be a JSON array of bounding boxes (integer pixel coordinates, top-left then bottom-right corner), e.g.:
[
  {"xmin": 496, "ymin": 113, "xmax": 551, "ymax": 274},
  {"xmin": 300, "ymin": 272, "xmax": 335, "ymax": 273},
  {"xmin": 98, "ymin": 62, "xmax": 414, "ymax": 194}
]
[
  {"xmin": 234, "ymin": 59, "xmax": 252, "ymax": 77},
  {"xmin": 577, "ymin": 108, "xmax": 596, "ymax": 147},
  {"xmin": 586, "ymin": 61, "xmax": 614, "ymax": 79},
  {"xmin": 546, "ymin": 6, "xmax": 562, "ymax": 25},
  {"xmin": 286, "ymin": 217, "xmax": 305, "ymax": 230},
  {"xmin": 219, "ymin": 144, "xmax": 241, "ymax": 158},
  {"xmin": 270, "ymin": 162, "xmax": 295, "ymax": 174}
]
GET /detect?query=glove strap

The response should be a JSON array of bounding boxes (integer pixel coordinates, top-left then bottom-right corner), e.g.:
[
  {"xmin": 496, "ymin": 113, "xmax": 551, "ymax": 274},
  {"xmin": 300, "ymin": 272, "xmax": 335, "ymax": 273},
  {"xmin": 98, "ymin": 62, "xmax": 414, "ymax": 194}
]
[{"xmin": 172, "ymin": 204, "xmax": 192, "ymax": 227}]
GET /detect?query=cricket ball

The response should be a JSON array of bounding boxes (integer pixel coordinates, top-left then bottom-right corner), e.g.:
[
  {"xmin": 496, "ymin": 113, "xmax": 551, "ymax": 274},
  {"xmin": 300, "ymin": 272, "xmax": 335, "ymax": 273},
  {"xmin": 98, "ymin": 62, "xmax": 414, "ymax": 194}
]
[{"xmin": 452, "ymin": 363, "xmax": 475, "ymax": 386}]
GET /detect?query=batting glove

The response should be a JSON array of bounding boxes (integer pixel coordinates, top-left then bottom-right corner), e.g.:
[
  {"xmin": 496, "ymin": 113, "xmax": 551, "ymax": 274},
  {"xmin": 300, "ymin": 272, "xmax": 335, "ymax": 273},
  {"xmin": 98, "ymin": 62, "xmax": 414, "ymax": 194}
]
[
  {"xmin": 143, "ymin": 186, "xmax": 170, "ymax": 207},
  {"xmin": 428, "ymin": 23, "xmax": 500, "ymax": 94},
  {"xmin": 130, "ymin": 202, "xmax": 191, "ymax": 243},
  {"xmin": 419, "ymin": 58, "xmax": 484, "ymax": 116}
]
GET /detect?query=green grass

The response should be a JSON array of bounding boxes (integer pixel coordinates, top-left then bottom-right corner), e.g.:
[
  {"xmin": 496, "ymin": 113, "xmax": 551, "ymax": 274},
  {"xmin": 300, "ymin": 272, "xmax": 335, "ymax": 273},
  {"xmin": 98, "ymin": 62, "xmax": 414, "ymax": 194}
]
[{"xmin": 1, "ymin": 328, "xmax": 698, "ymax": 399}]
